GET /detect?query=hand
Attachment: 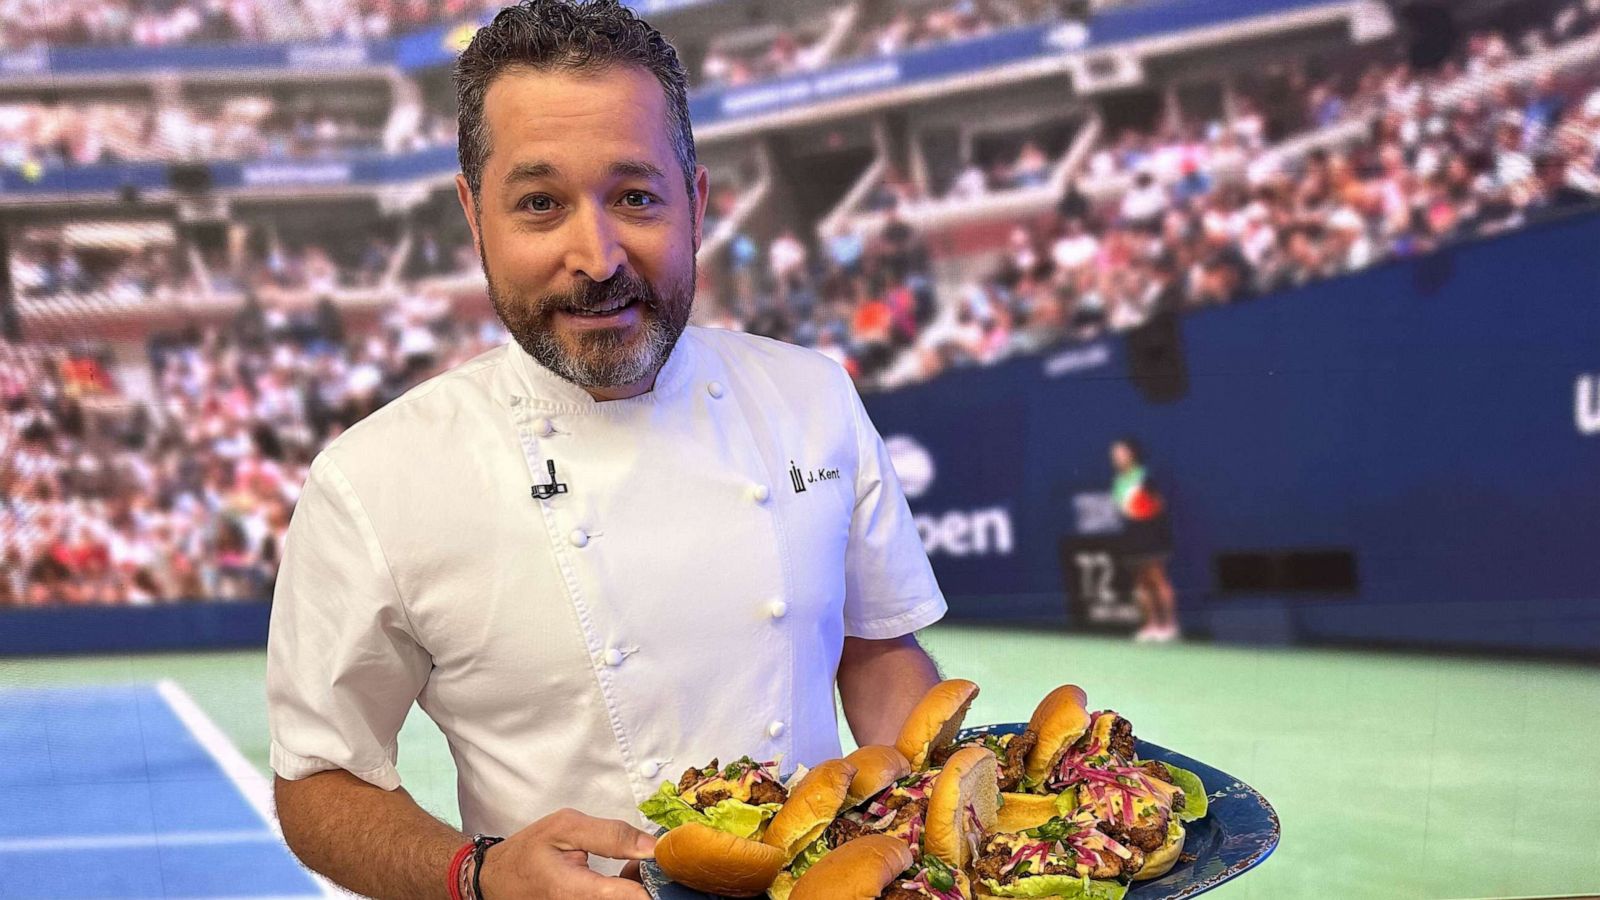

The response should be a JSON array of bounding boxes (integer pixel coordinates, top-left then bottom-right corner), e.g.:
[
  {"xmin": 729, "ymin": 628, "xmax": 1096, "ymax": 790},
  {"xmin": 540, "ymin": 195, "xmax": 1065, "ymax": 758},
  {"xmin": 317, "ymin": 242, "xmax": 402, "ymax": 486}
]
[{"xmin": 477, "ymin": 808, "xmax": 656, "ymax": 899}]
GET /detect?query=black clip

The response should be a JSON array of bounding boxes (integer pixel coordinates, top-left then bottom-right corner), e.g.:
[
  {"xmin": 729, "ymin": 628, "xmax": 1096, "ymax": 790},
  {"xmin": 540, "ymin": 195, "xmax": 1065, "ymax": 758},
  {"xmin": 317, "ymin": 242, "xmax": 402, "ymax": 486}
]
[{"xmin": 531, "ymin": 460, "xmax": 569, "ymax": 500}]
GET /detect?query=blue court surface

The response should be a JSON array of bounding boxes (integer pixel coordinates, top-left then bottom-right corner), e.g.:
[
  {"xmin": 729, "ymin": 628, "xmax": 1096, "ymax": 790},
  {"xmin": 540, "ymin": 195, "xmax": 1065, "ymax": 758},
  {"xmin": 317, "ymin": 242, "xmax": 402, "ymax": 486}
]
[{"xmin": 0, "ymin": 681, "xmax": 326, "ymax": 898}]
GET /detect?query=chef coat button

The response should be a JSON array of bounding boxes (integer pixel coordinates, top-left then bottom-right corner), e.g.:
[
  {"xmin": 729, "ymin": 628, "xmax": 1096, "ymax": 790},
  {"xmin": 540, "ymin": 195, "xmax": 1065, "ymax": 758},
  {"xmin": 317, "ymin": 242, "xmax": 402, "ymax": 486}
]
[
  {"xmin": 767, "ymin": 721, "xmax": 786, "ymax": 739},
  {"xmin": 602, "ymin": 648, "xmax": 624, "ymax": 667},
  {"xmin": 768, "ymin": 600, "xmax": 788, "ymax": 620},
  {"xmin": 569, "ymin": 529, "xmax": 589, "ymax": 548},
  {"xmin": 639, "ymin": 760, "xmax": 662, "ymax": 778},
  {"xmin": 750, "ymin": 484, "xmax": 771, "ymax": 504},
  {"xmin": 537, "ymin": 417, "xmax": 555, "ymax": 437},
  {"xmin": 707, "ymin": 381, "xmax": 725, "ymax": 398}
]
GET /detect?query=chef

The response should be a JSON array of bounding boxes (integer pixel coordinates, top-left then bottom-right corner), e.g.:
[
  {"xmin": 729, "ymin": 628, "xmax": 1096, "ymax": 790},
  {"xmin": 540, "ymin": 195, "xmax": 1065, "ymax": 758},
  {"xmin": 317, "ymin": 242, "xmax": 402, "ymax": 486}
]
[{"xmin": 265, "ymin": 2, "xmax": 946, "ymax": 898}]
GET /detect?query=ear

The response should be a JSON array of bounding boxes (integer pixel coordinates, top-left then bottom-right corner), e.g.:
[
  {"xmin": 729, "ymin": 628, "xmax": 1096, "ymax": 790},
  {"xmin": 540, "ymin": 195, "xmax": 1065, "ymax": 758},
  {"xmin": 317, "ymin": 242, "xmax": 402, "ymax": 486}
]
[
  {"xmin": 691, "ymin": 164, "xmax": 710, "ymax": 253},
  {"xmin": 454, "ymin": 173, "xmax": 483, "ymax": 258}
]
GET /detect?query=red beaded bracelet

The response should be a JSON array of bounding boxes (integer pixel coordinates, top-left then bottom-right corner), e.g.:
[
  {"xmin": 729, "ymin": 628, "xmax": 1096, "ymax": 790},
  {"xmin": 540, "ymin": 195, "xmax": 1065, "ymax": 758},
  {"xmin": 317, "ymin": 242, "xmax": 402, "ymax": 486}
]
[{"xmin": 446, "ymin": 841, "xmax": 476, "ymax": 900}]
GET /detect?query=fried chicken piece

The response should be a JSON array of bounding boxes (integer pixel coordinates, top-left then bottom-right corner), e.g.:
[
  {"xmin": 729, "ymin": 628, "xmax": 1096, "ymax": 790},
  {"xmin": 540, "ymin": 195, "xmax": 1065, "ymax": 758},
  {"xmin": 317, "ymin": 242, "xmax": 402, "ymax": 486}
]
[
  {"xmin": 749, "ymin": 778, "xmax": 788, "ymax": 806},
  {"xmin": 997, "ymin": 729, "xmax": 1038, "ymax": 793}
]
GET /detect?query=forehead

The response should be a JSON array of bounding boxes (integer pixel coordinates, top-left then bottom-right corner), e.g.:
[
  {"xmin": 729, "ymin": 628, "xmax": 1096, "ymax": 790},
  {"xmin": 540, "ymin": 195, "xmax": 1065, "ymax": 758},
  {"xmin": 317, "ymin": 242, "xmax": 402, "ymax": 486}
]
[{"xmin": 481, "ymin": 64, "xmax": 675, "ymax": 180}]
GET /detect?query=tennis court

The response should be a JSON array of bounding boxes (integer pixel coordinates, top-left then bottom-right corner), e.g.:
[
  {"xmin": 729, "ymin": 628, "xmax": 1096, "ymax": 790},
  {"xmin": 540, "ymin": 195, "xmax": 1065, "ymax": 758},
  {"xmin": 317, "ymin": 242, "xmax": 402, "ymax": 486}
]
[
  {"xmin": 3, "ymin": 625, "xmax": 1598, "ymax": 899},
  {"xmin": 0, "ymin": 679, "xmax": 329, "ymax": 897}
]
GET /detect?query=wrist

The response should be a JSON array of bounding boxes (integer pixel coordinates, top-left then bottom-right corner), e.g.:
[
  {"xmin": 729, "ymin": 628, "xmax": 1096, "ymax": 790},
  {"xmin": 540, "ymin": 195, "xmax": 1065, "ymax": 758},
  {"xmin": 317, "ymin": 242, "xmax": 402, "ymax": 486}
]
[
  {"xmin": 446, "ymin": 841, "xmax": 475, "ymax": 900},
  {"xmin": 470, "ymin": 835, "xmax": 506, "ymax": 900}
]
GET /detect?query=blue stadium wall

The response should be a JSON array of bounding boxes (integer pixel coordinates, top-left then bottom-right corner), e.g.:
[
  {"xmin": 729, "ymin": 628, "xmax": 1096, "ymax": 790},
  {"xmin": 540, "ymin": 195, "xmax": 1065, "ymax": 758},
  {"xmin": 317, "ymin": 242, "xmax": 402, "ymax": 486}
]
[
  {"xmin": 3, "ymin": 211, "xmax": 1597, "ymax": 656},
  {"xmin": 868, "ymin": 210, "xmax": 1600, "ymax": 654}
]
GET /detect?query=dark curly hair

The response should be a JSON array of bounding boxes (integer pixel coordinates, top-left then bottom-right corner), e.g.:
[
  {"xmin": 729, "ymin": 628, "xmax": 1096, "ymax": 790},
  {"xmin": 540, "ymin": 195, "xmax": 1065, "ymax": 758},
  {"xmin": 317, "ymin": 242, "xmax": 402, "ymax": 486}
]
[{"xmin": 454, "ymin": 0, "xmax": 697, "ymax": 211}]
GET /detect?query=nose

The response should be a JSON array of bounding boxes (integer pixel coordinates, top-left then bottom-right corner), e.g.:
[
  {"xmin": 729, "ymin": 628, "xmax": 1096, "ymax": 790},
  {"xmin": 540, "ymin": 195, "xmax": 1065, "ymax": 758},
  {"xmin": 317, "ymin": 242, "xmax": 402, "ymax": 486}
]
[{"xmin": 564, "ymin": 203, "xmax": 626, "ymax": 283}]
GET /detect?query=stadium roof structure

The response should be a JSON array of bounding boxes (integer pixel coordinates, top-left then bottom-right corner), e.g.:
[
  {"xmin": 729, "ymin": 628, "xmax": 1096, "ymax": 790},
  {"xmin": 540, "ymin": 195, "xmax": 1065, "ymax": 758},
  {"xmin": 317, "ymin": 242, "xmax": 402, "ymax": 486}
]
[{"xmin": 0, "ymin": 0, "xmax": 1390, "ymax": 206}]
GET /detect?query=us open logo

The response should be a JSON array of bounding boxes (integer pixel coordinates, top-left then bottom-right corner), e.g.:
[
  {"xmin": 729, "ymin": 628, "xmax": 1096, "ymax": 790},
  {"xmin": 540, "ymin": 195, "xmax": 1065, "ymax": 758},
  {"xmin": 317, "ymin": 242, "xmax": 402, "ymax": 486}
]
[{"xmin": 884, "ymin": 434, "xmax": 1014, "ymax": 558}]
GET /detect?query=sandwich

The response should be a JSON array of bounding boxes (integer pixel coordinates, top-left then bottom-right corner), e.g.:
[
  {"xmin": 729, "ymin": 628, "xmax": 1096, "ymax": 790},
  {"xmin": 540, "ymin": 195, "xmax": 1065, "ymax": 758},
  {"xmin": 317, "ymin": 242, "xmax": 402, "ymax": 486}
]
[
  {"xmin": 902, "ymin": 681, "xmax": 1093, "ymax": 833},
  {"xmin": 759, "ymin": 759, "xmax": 860, "ymax": 897},
  {"xmin": 770, "ymin": 745, "xmax": 916, "ymax": 895},
  {"xmin": 971, "ymin": 812, "xmax": 1148, "ymax": 898},
  {"xmin": 789, "ymin": 833, "xmax": 974, "ymax": 900},
  {"xmin": 639, "ymin": 756, "xmax": 794, "ymax": 896},
  {"xmin": 1041, "ymin": 712, "xmax": 1209, "ymax": 879},
  {"xmin": 770, "ymin": 747, "xmax": 994, "ymax": 899},
  {"xmin": 640, "ymin": 755, "xmax": 791, "ymax": 837}
]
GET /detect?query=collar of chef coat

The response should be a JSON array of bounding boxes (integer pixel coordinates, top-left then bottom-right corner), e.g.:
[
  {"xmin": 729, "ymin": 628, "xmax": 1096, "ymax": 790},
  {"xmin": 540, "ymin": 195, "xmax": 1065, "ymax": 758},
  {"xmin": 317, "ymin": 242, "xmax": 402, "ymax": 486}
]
[{"xmin": 504, "ymin": 328, "xmax": 697, "ymax": 410}]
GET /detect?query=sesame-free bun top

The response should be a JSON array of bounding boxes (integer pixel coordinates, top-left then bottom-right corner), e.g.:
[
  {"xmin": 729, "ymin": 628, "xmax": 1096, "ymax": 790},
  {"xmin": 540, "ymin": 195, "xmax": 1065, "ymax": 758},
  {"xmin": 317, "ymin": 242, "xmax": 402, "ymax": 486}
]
[
  {"xmin": 994, "ymin": 791, "xmax": 1063, "ymax": 833},
  {"xmin": 842, "ymin": 746, "xmax": 913, "ymax": 807},
  {"xmin": 894, "ymin": 679, "xmax": 981, "ymax": 770},
  {"xmin": 923, "ymin": 746, "xmax": 1000, "ymax": 870},
  {"xmin": 655, "ymin": 821, "xmax": 787, "ymax": 897},
  {"xmin": 1022, "ymin": 684, "xmax": 1093, "ymax": 784},
  {"xmin": 789, "ymin": 834, "xmax": 913, "ymax": 900},
  {"xmin": 762, "ymin": 758, "xmax": 858, "ymax": 862}
]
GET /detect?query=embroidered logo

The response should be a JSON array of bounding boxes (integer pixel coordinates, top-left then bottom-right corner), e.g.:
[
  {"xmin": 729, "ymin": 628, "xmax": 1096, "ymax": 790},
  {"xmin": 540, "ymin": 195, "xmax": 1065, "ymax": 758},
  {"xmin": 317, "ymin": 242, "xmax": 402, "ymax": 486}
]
[{"xmin": 790, "ymin": 460, "xmax": 841, "ymax": 493}]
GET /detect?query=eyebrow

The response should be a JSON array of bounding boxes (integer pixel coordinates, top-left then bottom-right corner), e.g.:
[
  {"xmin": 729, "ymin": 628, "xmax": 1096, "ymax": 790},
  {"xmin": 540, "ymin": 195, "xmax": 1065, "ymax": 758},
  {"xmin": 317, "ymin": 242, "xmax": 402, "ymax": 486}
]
[{"xmin": 503, "ymin": 159, "xmax": 668, "ymax": 186}]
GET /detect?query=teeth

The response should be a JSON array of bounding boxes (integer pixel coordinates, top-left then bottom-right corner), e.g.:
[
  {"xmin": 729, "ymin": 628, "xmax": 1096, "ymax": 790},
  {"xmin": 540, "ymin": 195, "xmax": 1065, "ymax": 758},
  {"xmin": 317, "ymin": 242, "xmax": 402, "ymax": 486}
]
[{"xmin": 575, "ymin": 300, "xmax": 630, "ymax": 315}]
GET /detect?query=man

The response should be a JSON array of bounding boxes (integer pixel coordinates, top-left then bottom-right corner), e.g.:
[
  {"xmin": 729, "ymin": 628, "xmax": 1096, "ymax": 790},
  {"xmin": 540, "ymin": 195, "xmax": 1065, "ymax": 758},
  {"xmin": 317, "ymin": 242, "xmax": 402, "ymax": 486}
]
[{"xmin": 266, "ymin": 2, "xmax": 946, "ymax": 898}]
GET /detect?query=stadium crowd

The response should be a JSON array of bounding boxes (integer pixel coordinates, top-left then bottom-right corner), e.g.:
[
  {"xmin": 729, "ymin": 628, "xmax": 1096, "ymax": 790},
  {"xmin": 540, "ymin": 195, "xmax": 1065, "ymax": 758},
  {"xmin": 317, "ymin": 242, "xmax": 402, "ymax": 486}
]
[
  {"xmin": 715, "ymin": 10, "xmax": 1600, "ymax": 389},
  {"xmin": 0, "ymin": 0, "xmax": 505, "ymax": 50},
  {"xmin": 9, "ymin": 1, "xmax": 1600, "ymax": 605},
  {"xmin": 0, "ymin": 97, "xmax": 393, "ymax": 169},
  {"xmin": 694, "ymin": 0, "xmax": 1080, "ymax": 89},
  {"xmin": 0, "ymin": 292, "xmax": 504, "ymax": 607}
]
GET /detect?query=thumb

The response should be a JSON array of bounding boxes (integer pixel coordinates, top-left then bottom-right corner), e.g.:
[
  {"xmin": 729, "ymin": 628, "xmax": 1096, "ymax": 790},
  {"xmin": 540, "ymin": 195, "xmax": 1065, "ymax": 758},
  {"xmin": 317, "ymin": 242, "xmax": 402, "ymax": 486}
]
[{"xmin": 551, "ymin": 813, "xmax": 658, "ymax": 860}]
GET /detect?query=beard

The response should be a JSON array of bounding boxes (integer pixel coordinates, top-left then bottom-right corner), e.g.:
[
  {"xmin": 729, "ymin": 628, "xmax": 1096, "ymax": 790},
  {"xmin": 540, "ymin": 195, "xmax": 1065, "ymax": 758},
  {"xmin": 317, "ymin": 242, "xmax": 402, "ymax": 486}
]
[{"xmin": 486, "ymin": 258, "xmax": 695, "ymax": 390}]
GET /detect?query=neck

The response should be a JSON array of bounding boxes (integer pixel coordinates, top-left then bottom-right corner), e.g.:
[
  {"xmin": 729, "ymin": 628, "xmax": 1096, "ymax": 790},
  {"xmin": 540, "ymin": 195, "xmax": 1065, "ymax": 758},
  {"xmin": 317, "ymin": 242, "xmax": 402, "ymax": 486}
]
[{"xmin": 582, "ymin": 366, "xmax": 659, "ymax": 402}]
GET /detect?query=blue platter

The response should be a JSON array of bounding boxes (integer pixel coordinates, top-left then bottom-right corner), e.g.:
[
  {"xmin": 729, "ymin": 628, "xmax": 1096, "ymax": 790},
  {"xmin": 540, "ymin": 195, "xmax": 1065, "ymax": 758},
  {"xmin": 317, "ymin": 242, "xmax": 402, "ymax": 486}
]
[{"xmin": 643, "ymin": 722, "xmax": 1279, "ymax": 899}]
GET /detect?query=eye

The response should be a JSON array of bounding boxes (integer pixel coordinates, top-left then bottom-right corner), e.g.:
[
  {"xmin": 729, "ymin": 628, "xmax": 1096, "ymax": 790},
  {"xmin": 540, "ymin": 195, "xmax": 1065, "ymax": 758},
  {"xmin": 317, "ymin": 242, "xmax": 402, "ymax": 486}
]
[
  {"xmin": 620, "ymin": 190, "xmax": 659, "ymax": 209},
  {"xmin": 520, "ymin": 194, "xmax": 558, "ymax": 213}
]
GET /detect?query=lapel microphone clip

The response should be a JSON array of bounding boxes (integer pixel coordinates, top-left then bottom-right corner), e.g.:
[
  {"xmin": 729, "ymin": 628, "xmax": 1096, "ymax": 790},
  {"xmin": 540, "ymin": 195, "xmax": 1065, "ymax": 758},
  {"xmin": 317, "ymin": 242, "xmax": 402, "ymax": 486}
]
[{"xmin": 531, "ymin": 459, "xmax": 569, "ymax": 500}]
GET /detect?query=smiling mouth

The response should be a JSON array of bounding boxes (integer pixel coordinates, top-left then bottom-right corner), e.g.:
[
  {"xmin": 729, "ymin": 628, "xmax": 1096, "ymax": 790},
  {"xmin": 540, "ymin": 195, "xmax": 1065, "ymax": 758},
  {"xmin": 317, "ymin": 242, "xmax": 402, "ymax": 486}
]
[{"xmin": 565, "ymin": 299, "xmax": 639, "ymax": 318}]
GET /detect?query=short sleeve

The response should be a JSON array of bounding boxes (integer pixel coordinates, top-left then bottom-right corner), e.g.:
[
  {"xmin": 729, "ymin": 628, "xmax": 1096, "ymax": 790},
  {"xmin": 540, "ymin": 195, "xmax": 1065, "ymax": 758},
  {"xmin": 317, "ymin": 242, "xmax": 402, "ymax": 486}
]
[
  {"xmin": 266, "ymin": 452, "xmax": 431, "ymax": 790},
  {"xmin": 840, "ymin": 372, "xmax": 947, "ymax": 639}
]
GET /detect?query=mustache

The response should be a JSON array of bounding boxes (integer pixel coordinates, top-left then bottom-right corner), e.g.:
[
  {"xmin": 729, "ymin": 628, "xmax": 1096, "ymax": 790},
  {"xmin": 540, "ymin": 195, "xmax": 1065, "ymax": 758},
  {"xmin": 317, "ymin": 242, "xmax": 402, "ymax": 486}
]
[{"xmin": 541, "ymin": 271, "xmax": 660, "ymax": 315}]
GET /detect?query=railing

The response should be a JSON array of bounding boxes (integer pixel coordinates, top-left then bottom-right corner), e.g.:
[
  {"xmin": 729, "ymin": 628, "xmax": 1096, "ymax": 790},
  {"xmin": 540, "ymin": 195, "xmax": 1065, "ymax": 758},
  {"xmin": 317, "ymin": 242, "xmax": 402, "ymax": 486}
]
[{"xmin": 836, "ymin": 112, "xmax": 1103, "ymax": 242}]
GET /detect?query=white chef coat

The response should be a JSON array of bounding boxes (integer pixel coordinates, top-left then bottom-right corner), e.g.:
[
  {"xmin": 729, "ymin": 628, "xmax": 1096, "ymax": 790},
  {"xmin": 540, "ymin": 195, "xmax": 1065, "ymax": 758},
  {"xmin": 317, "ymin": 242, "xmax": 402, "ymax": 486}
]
[{"xmin": 266, "ymin": 325, "xmax": 946, "ymax": 866}]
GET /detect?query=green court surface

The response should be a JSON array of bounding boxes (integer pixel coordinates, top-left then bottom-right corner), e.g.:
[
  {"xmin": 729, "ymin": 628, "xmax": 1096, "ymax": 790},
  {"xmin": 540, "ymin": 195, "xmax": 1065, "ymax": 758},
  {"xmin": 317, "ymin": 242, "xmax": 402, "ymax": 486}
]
[{"xmin": 4, "ymin": 625, "xmax": 1598, "ymax": 900}]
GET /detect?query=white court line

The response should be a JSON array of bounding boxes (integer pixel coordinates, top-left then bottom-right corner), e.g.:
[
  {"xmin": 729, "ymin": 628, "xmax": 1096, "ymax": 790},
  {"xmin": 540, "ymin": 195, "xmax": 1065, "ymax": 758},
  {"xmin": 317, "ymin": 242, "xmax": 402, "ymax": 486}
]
[
  {"xmin": 155, "ymin": 680, "xmax": 345, "ymax": 898},
  {"xmin": 0, "ymin": 829, "xmax": 279, "ymax": 853}
]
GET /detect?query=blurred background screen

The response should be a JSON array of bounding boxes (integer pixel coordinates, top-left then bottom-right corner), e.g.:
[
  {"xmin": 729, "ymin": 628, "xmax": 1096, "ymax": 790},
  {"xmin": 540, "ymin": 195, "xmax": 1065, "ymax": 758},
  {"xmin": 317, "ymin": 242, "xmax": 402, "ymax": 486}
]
[{"xmin": 2, "ymin": 0, "xmax": 1599, "ymax": 897}]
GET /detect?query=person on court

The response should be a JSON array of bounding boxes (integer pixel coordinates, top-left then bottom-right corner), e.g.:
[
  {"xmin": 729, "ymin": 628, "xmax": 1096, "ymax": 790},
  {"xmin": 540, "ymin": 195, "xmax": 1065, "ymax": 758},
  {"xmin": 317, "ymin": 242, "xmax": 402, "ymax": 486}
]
[{"xmin": 1110, "ymin": 437, "xmax": 1179, "ymax": 642}]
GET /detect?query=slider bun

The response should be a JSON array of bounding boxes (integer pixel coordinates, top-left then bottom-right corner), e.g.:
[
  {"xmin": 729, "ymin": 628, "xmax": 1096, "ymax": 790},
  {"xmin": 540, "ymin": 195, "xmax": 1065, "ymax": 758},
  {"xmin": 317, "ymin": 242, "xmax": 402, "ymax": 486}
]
[
  {"xmin": 1022, "ymin": 684, "xmax": 1093, "ymax": 784},
  {"xmin": 789, "ymin": 834, "xmax": 913, "ymax": 900},
  {"xmin": 894, "ymin": 680, "xmax": 981, "ymax": 770},
  {"xmin": 924, "ymin": 746, "xmax": 1000, "ymax": 870},
  {"xmin": 995, "ymin": 792, "xmax": 1063, "ymax": 833},
  {"xmin": 763, "ymin": 758, "xmax": 858, "ymax": 862},
  {"xmin": 843, "ymin": 746, "xmax": 913, "ymax": 807},
  {"xmin": 656, "ymin": 822, "xmax": 786, "ymax": 897}
]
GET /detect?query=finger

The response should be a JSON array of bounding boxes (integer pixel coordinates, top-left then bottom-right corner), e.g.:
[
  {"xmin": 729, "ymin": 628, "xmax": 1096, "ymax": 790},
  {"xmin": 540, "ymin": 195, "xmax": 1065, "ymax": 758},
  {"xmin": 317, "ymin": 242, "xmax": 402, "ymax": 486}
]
[
  {"xmin": 548, "ymin": 812, "xmax": 657, "ymax": 860},
  {"xmin": 550, "ymin": 865, "xmax": 653, "ymax": 900},
  {"xmin": 619, "ymin": 859, "xmax": 642, "ymax": 882}
]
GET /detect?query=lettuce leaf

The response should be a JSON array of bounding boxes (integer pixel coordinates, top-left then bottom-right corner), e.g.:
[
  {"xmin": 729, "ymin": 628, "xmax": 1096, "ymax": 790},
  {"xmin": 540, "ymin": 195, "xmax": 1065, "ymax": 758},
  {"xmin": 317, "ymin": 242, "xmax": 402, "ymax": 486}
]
[
  {"xmin": 788, "ymin": 835, "xmax": 831, "ymax": 878},
  {"xmin": 978, "ymin": 874, "xmax": 1129, "ymax": 899},
  {"xmin": 639, "ymin": 782, "xmax": 707, "ymax": 831},
  {"xmin": 637, "ymin": 782, "xmax": 782, "ymax": 839},
  {"xmin": 1164, "ymin": 765, "xmax": 1208, "ymax": 822},
  {"xmin": 705, "ymin": 798, "xmax": 784, "ymax": 839}
]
